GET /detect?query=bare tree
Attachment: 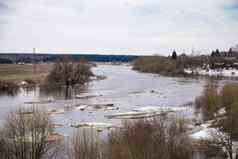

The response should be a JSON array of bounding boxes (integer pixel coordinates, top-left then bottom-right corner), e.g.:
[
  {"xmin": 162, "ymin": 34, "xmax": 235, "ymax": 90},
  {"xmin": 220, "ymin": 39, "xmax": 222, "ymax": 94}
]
[
  {"xmin": 46, "ymin": 56, "xmax": 93, "ymax": 99},
  {"xmin": 0, "ymin": 108, "xmax": 60, "ymax": 159}
]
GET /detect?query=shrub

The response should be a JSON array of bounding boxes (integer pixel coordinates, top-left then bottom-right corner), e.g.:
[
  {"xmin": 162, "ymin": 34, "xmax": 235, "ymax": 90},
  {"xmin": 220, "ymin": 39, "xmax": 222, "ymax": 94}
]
[
  {"xmin": 70, "ymin": 131, "xmax": 102, "ymax": 159},
  {"xmin": 70, "ymin": 117, "xmax": 194, "ymax": 159},
  {"xmin": 133, "ymin": 56, "xmax": 207, "ymax": 76},
  {"xmin": 106, "ymin": 117, "xmax": 194, "ymax": 159},
  {"xmin": 133, "ymin": 56, "xmax": 185, "ymax": 76}
]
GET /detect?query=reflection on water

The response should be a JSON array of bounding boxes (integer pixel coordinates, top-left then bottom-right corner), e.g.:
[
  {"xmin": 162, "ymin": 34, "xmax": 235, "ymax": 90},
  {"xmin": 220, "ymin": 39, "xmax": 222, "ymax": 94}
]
[
  {"xmin": 39, "ymin": 84, "xmax": 88, "ymax": 100},
  {"xmin": 0, "ymin": 86, "xmax": 20, "ymax": 97},
  {"xmin": 0, "ymin": 64, "xmax": 234, "ymax": 137}
]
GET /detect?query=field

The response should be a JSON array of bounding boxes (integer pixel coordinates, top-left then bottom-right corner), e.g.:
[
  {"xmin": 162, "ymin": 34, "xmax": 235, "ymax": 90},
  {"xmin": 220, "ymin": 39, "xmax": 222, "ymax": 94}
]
[{"xmin": 0, "ymin": 63, "xmax": 52, "ymax": 84}]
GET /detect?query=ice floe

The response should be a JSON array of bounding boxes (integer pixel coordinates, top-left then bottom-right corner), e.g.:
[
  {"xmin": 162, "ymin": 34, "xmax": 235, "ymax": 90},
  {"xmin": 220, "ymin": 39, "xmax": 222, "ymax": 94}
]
[
  {"xmin": 75, "ymin": 93, "xmax": 102, "ymax": 99},
  {"xmin": 24, "ymin": 99, "xmax": 54, "ymax": 105},
  {"xmin": 48, "ymin": 108, "xmax": 65, "ymax": 115},
  {"xmin": 70, "ymin": 122, "xmax": 114, "ymax": 130},
  {"xmin": 105, "ymin": 106, "xmax": 187, "ymax": 119},
  {"xmin": 75, "ymin": 105, "xmax": 89, "ymax": 111},
  {"xmin": 75, "ymin": 103, "xmax": 118, "ymax": 111}
]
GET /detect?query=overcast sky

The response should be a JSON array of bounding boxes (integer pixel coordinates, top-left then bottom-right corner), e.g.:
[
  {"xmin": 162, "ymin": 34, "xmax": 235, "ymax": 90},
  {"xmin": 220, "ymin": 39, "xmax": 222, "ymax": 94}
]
[{"xmin": 0, "ymin": 0, "xmax": 238, "ymax": 55}]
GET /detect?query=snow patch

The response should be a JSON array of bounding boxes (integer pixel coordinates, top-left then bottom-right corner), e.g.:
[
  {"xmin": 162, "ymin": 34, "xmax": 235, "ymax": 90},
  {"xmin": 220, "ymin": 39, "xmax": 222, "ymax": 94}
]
[{"xmin": 184, "ymin": 68, "xmax": 238, "ymax": 77}]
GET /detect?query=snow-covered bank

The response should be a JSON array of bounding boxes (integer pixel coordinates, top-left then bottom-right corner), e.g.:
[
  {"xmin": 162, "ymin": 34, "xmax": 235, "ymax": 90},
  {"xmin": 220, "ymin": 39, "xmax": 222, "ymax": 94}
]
[{"xmin": 184, "ymin": 68, "xmax": 238, "ymax": 77}]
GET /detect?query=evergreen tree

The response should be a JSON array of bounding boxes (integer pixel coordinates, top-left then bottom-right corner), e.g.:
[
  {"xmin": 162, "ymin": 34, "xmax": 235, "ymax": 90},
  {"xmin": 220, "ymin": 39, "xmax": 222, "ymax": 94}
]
[
  {"xmin": 172, "ymin": 50, "xmax": 177, "ymax": 60},
  {"xmin": 211, "ymin": 51, "xmax": 215, "ymax": 57},
  {"xmin": 215, "ymin": 49, "xmax": 220, "ymax": 57},
  {"xmin": 228, "ymin": 48, "xmax": 233, "ymax": 57}
]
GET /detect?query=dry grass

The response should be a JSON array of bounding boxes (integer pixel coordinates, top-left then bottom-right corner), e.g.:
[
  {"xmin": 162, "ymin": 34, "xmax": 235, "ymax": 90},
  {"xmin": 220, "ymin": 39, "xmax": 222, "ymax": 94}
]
[{"xmin": 0, "ymin": 63, "xmax": 52, "ymax": 84}]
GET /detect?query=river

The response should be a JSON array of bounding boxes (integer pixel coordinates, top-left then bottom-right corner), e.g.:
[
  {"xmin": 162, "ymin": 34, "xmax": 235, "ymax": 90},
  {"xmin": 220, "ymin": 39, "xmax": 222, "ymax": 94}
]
[{"xmin": 0, "ymin": 64, "xmax": 213, "ymax": 136}]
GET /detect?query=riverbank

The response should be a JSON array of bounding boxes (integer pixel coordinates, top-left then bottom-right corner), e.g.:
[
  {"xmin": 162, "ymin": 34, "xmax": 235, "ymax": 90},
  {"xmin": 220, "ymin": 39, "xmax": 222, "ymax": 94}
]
[{"xmin": 133, "ymin": 56, "xmax": 238, "ymax": 78}]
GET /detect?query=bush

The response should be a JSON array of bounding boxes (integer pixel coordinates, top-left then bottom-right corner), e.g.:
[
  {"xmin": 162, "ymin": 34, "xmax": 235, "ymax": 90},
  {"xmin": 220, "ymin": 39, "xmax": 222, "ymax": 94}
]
[{"xmin": 220, "ymin": 83, "xmax": 238, "ymax": 110}]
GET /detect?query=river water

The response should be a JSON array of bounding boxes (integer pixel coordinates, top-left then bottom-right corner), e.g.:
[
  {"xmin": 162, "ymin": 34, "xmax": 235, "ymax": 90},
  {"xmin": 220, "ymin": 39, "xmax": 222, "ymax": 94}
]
[{"xmin": 0, "ymin": 64, "xmax": 213, "ymax": 136}]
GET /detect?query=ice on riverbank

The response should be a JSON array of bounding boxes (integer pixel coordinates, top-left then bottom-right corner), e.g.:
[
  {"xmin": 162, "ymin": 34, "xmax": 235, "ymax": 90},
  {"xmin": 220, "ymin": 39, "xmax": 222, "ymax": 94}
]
[
  {"xmin": 189, "ymin": 120, "xmax": 218, "ymax": 140},
  {"xmin": 184, "ymin": 68, "xmax": 238, "ymax": 77},
  {"xmin": 190, "ymin": 128, "xmax": 216, "ymax": 140},
  {"xmin": 106, "ymin": 106, "xmax": 187, "ymax": 119}
]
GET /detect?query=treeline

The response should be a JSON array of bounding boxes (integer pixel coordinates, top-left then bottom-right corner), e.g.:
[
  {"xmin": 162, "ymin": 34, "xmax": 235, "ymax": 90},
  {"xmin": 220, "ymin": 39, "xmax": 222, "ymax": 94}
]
[{"xmin": 0, "ymin": 54, "xmax": 139, "ymax": 64}]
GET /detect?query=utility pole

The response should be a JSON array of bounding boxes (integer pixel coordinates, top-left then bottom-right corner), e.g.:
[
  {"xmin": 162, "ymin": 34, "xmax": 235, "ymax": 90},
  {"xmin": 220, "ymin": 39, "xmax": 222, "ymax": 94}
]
[
  {"xmin": 33, "ymin": 48, "xmax": 37, "ymax": 103},
  {"xmin": 33, "ymin": 48, "xmax": 36, "ymax": 75}
]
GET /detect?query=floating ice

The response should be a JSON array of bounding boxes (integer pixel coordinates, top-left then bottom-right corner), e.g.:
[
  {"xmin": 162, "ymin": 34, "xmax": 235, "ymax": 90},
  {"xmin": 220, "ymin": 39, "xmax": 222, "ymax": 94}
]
[
  {"xmin": 75, "ymin": 105, "xmax": 88, "ymax": 111},
  {"xmin": 75, "ymin": 93, "xmax": 102, "ymax": 99},
  {"xmin": 70, "ymin": 122, "xmax": 114, "ymax": 129},
  {"xmin": 106, "ymin": 106, "xmax": 186, "ymax": 119},
  {"xmin": 48, "ymin": 108, "xmax": 65, "ymax": 115}
]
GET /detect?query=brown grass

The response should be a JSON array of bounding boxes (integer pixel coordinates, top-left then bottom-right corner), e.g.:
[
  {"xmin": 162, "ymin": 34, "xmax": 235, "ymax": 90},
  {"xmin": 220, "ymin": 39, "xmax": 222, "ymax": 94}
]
[{"xmin": 0, "ymin": 63, "xmax": 52, "ymax": 84}]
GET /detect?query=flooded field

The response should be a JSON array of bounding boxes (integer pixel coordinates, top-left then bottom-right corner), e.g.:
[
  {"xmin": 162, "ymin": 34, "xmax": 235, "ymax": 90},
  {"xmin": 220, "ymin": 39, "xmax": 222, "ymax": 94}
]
[{"xmin": 0, "ymin": 64, "xmax": 216, "ymax": 136}]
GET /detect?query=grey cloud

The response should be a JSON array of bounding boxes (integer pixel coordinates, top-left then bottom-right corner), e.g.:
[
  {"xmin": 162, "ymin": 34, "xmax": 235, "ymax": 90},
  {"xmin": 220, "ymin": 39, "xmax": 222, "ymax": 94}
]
[{"xmin": 0, "ymin": 0, "xmax": 237, "ymax": 55}]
